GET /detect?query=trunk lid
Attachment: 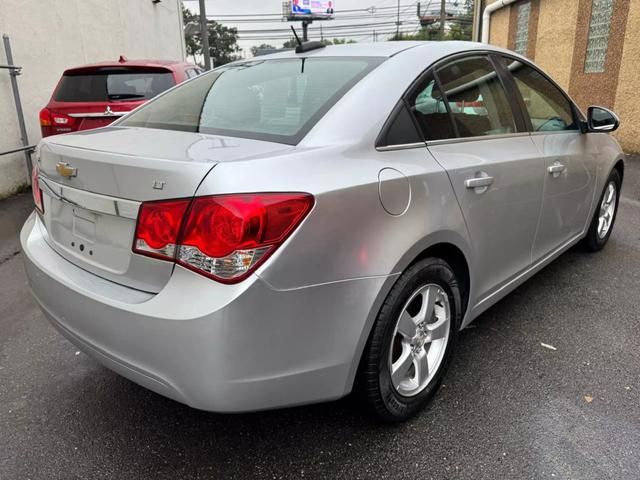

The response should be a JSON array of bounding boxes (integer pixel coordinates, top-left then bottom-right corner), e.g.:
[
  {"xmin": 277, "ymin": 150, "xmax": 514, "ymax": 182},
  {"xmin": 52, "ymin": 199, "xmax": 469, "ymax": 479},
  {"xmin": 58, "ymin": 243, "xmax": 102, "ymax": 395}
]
[
  {"xmin": 47, "ymin": 99, "xmax": 145, "ymax": 133},
  {"xmin": 37, "ymin": 126, "xmax": 293, "ymax": 292}
]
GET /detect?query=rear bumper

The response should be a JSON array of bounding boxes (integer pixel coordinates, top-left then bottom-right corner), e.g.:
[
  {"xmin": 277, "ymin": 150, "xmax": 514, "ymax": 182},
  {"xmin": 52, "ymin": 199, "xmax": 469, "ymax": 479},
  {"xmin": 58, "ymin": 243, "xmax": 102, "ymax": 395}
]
[{"xmin": 21, "ymin": 213, "xmax": 388, "ymax": 412}]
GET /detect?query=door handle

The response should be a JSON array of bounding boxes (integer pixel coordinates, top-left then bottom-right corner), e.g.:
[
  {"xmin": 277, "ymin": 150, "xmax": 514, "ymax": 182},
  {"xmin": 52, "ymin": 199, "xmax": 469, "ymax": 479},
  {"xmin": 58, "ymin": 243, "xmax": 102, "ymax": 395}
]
[
  {"xmin": 548, "ymin": 162, "xmax": 566, "ymax": 177},
  {"xmin": 464, "ymin": 176, "xmax": 494, "ymax": 189}
]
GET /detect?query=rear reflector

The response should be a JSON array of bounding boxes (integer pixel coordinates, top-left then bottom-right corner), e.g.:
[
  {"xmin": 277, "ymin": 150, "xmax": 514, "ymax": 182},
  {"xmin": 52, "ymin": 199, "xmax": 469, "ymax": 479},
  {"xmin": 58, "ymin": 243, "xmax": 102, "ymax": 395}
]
[
  {"xmin": 133, "ymin": 193, "xmax": 314, "ymax": 283},
  {"xmin": 31, "ymin": 163, "xmax": 44, "ymax": 213}
]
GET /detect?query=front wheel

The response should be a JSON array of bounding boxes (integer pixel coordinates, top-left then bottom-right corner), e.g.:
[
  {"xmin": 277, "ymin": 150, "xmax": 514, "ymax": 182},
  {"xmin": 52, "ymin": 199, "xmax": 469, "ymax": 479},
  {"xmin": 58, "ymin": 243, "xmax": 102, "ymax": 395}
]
[
  {"xmin": 358, "ymin": 258, "xmax": 462, "ymax": 422},
  {"xmin": 582, "ymin": 169, "xmax": 621, "ymax": 252}
]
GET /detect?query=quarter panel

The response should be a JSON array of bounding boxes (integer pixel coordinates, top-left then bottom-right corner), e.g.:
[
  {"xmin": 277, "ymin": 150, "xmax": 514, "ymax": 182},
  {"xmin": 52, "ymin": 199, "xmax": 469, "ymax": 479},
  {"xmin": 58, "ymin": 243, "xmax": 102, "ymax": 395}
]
[{"xmin": 194, "ymin": 144, "xmax": 471, "ymax": 292}]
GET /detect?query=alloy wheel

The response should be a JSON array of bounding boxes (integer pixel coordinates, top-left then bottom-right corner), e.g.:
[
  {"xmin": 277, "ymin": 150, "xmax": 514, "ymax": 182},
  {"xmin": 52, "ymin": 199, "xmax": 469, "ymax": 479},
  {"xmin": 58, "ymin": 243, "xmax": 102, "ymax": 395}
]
[
  {"xmin": 388, "ymin": 284, "xmax": 451, "ymax": 397},
  {"xmin": 598, "ymin": 181, "xmax": 617, "ymax": 239}
]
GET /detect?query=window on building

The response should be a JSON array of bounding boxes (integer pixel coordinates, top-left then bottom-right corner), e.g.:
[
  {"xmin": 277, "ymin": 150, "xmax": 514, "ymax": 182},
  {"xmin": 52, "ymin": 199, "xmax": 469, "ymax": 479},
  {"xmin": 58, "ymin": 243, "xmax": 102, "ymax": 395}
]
[
  {"xmin": 514, "ymin": 2, "xmax": 531, "ymax": 56},
  {"xmin": 584, "ymin": 0, "xmax": 614, "ymax": 73}
]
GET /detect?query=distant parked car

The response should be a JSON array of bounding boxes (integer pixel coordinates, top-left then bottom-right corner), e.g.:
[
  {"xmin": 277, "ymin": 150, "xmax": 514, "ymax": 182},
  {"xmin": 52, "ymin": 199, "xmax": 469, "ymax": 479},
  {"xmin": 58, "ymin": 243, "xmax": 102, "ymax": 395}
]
[{"xmin": 39, "ymin": 57, "xmax": 202, "ymax": 137}]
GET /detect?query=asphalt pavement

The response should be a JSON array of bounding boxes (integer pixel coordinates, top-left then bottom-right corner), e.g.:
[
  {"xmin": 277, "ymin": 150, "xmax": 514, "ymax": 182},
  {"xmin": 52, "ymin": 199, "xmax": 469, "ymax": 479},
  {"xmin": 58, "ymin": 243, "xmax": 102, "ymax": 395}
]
[{"xmin": 1, "ymin": 157, "xmax": 639, "ymax": 480}]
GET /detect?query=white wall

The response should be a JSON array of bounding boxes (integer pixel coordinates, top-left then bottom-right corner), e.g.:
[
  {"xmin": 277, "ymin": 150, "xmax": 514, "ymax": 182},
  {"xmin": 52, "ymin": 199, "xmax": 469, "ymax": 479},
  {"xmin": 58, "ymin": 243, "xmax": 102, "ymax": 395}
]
[{"xmin": 0, "ymin": 0, "xmax": 185, "ymax": 197}]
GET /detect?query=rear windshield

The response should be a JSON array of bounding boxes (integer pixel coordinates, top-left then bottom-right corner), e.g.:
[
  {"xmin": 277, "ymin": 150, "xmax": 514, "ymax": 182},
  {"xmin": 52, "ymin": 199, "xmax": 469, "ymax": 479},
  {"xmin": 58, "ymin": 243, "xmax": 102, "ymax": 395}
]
[
  {"xmin": 54, "ymin": 69, "xmax": 175, "ymax": 102},
  {"xmin": 118, "ymin": 57, "xmax": 383, "ymax": 145}
]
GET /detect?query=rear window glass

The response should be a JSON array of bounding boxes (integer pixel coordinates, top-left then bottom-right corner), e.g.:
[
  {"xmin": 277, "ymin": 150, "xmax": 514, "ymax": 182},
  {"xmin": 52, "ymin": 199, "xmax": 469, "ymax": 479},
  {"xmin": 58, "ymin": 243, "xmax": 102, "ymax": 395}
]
[
  {"xmin": 54, "ymin": 70, "xmax": 175, "ymax": 102},
  {"xmin": 119, "ymin": 57, "xmax": 383, "ymax": 145}
]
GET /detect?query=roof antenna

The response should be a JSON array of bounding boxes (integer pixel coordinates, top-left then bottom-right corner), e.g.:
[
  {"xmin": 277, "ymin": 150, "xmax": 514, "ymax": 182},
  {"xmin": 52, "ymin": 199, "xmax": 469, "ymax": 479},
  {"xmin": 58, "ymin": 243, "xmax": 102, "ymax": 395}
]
[
  {"xmin": 290, "ymin": 25, "xmax": 302, "ymax": 48},
  {"xmin": 289, "ymin": 24, "xmax": 326, "ymax": 54}
]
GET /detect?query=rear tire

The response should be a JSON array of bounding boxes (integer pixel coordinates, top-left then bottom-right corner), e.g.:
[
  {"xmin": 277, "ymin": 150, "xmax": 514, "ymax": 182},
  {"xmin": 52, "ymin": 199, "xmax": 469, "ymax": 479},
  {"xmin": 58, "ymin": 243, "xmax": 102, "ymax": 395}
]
[
  {"xmin": 582, "ymin": 169, "xmax": 621, "ymax": 252},
  {"xmin": 358, "ymin": 258, "xmax": 461, "ymax": 422}
]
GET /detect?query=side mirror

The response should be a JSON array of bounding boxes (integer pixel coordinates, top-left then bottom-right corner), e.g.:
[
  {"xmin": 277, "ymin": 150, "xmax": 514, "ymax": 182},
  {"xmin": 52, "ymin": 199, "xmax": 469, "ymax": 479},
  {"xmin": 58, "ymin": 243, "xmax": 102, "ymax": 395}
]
[{"xmin": 586, "ymin": 106, "xmax": 620, "ymax": 133}]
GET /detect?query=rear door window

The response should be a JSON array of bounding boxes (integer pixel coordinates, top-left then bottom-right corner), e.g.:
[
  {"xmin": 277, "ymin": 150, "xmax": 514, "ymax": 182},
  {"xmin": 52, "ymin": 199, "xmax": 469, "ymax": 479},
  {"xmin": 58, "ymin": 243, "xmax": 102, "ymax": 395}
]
[
  {"xmin": 54, "ymin": 70, "xmax": 175, "ymax": 102},
  {"xmin": 409, "ymin": 71, "xmax": 457, "ymax": 141},
  {"xmin": 434, "ymin": 56, "xmax": 517, "ymax": 138}
]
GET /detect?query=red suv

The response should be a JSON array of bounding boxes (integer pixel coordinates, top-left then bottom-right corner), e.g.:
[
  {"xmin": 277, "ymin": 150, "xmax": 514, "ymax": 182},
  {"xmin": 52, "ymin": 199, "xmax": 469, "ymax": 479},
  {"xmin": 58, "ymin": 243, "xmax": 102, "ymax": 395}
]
[{"xmin": 39, "ymin": 57, "xmax": 202, "ymax": 137}]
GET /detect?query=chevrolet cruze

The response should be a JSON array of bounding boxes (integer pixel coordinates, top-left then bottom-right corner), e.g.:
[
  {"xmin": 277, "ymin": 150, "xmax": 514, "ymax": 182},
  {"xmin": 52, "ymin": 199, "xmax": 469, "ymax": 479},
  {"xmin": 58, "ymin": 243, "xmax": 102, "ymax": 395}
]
[{"xmin": 22, "ymin": 42, "xmax": 624, "ymax": 421}]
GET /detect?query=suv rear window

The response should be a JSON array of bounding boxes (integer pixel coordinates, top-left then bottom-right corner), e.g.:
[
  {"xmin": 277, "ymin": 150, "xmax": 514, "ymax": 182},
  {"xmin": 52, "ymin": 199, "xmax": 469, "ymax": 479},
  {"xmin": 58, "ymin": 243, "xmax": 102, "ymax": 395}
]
[
  {"xmin": 119, "ymin": 57, "xmax": 383, "ymax": 145},
  {"xmin": 54, "ymin": 69, "xmax": 175, "ymax": 102}
]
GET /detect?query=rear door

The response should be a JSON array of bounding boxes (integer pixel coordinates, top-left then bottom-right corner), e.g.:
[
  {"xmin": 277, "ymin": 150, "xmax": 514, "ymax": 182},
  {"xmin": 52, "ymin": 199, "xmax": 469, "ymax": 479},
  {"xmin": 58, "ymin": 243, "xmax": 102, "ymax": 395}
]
[
  {"xmin": 413, "ymin": 54, "xmax": 544, "ymax": 301},
  {"xmin": 498, "ymin": 57, "xmax": 598, "ymax": 261}
]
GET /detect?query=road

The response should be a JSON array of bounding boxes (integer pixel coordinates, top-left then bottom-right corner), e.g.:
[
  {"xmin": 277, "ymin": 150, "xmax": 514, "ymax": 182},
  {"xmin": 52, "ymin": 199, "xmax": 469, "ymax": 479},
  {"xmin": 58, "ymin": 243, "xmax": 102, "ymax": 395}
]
[{"xmin": 1, "ymin": 157, "xmax": 639, "ymax": 479}]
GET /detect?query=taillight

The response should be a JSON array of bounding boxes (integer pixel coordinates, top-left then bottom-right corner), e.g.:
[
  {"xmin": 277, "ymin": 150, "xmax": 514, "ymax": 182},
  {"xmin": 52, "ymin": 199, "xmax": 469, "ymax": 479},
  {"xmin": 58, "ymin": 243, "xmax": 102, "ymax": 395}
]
[
  {"xmin": 39, "ymin": 108, "xmax": 52, "ymax": 127},
  {"xmin": 39, "ymin": 108, "xmax": 53, "ymax": 137},
  {"xmin": 133, "ymin": 199, "xmax": 191, "ymax": 260},
  {"xmin": 31, "ymin": 163, "xmax": 44, "ymax": 213},
  {"xmin": 133, "ymin": 193, "xmax": 314, "ymax": 283},
  {"xmin": 39, "ymin": 108, "xmax": 77, "ymax": 137}
]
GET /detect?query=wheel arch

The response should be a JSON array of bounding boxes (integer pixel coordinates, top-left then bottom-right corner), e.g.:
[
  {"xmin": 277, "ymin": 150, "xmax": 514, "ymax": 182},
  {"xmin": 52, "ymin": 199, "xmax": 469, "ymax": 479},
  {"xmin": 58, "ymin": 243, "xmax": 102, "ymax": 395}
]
[
  {"xmin": 345, "ymin": 234, "xmax": 473, "ymax": 395},
  {"xmin": 613, "ymin": 157, "xmax": 624, "ymax": 183},
  {"xmin": 407, "ymin": 242, "xmax": 471, "ymax": 321}
]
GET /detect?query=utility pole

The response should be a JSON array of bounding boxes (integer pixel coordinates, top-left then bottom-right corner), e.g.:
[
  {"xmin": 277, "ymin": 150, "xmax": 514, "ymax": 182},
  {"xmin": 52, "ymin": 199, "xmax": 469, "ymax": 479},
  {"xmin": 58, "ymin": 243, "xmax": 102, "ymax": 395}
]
[
  {"xmin": 439, "ymin": 0, "xmax": 446, "ymax": 40},
  {"xmin": 396, "ymin": 0, "xmax": 401, "ymax": 37},
  {"xmin": 198, "ymin": 0, "xmax": 212, "ymax": 70},
  {"xmin": 302, "ymin": 19, "xmax": 311, "ymax": 41},
  {"xmin": 320, "ymin": 23, "xmax": 323, "ymax": 42}
]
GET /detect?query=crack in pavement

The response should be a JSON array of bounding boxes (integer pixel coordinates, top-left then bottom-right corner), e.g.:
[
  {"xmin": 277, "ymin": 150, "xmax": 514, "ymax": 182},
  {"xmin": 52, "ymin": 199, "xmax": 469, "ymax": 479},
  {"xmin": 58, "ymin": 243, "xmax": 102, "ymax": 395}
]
[{"xmin": 0, "ymin": 250, "xmax": 21, "ymax": 266}]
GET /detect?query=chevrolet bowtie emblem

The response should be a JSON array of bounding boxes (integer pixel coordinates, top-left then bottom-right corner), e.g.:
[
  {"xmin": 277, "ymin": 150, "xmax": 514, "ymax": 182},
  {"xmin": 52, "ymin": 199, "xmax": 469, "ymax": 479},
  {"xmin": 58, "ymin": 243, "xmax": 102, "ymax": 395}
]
[{"xmin": 56, "ymin": 162, "xmax": 77, "ymax": 178}]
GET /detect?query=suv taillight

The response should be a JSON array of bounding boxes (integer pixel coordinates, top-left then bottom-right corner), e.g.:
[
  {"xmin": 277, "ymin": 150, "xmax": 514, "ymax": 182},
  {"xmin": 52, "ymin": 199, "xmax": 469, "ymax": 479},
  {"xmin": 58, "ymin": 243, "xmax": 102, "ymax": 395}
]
[
  {"xmin": 40, "ymin": 108, "xmax": 77, "ymax": 137},
  {"xmin": 31, "ymin": 163, "xmax": 44, "ymax": 213},
  {"xmin": 133, "ymin": 193, "xmax": 314, "ymax": 283}
]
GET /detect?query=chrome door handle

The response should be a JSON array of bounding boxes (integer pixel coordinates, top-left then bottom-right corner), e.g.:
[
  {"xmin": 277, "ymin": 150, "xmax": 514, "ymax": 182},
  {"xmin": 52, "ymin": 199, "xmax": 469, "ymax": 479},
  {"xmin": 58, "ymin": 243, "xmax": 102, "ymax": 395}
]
[
  {"xmin": 547, "ymin": 162, "xmax": 566, "ymax": 177},
  {"xmin": 464, "ymin": 176, "xmax": 494, "ymax": 189}
]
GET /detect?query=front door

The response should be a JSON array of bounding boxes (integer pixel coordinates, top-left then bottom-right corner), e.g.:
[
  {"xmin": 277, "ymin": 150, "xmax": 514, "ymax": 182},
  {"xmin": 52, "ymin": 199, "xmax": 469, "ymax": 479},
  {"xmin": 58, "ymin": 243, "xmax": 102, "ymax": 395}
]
[{"xmin": 500, "ymin": 58, "xmax": 598, "ymax": 261}]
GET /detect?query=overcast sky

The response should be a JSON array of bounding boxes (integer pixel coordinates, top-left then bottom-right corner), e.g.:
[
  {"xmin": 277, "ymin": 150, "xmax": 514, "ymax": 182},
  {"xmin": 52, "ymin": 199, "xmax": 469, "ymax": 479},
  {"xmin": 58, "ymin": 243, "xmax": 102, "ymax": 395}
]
[{"xmin": 181, "ymin": 0, "xmax": 452, "ymax": 55}]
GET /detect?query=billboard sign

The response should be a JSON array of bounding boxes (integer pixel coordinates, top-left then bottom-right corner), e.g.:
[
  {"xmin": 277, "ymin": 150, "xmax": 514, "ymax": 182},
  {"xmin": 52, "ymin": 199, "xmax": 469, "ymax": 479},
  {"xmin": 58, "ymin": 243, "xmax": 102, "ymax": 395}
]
[{"xmin": 290, "ymin": 0, "xmax": 335, "ymax": 18}]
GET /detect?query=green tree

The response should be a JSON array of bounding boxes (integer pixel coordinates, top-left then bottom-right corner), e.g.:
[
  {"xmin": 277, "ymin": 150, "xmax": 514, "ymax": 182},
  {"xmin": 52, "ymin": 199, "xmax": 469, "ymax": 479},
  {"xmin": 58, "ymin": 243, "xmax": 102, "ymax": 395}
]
[
  {"xmin": 208, "ymin": 22, "xmax": 242, "ymax": 66},
  {"xmin": 321, "ymin": 38, "xmax": 357, "ymax": 45},
  {"xmin": 282, "ymin": 37, "xmax": 298, "ymax": 49},
  {"xmin": 182, "ymin": 6, "xmax": 241, "ymax": 67},
  {"xmin": 390, "ymin": 0, "xmax": 473, "ymax": 42},
  {"xmin": 250, "ymin": 44, "xmax": 277, "ymax": 57},
  {"xmin": 182, "ymin": 5, "xmax": 200, "ymax": 62}
]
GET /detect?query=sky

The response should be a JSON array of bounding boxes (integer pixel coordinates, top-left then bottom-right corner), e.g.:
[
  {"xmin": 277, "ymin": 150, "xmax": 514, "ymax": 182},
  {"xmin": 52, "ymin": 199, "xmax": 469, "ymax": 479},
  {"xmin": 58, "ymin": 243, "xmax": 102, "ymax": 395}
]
[{"xmin": 181, "ymin": 0, "xmax": 466, "ymax": 56}]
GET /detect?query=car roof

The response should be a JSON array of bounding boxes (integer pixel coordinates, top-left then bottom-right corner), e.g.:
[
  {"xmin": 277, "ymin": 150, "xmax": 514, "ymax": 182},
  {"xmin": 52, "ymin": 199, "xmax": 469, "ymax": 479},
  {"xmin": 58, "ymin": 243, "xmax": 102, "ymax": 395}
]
[
  {"xmin": 63, "ymin": 58, "xmax": 194, "ymax": 75},
  {"xmin": 246, "ymin": 41, "xmax": 496, "ymax": 61}
]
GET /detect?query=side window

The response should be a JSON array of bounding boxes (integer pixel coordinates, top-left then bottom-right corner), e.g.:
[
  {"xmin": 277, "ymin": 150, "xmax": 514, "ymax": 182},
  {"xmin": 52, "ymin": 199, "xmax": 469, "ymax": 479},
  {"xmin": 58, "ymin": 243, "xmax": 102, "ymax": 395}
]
[
  {"xmin": 501, "ymin": 58, "xmax": 577, "ymax": 132},
  {"xmin": 378, "ymin": 103, "xmax": 423, "ymax": 147},
  {"xmin": 409, "ymin": 71, "xmax": 457, "ymax": 141},
  {"xmin": 435, "ymin": 56, "xmax": 517, "ymax": 138}
]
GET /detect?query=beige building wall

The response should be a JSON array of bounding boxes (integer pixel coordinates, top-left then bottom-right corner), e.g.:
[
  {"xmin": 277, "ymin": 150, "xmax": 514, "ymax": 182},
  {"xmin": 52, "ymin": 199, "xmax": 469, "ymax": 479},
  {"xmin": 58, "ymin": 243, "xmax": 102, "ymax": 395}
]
[
  {"xmin": 533, "ymin": 0, "xmax": 579, "ymax": 90},
  {"xmin": 613, "ymin": 0, "xmax": 640, "ymax": 153},
  {"xmin": 488, "ymin": 6, "xmax": 511, "ymax": 48},
  {"xmin": 0, "ymin": 0, "xmax": 185, "ymax": 197}
]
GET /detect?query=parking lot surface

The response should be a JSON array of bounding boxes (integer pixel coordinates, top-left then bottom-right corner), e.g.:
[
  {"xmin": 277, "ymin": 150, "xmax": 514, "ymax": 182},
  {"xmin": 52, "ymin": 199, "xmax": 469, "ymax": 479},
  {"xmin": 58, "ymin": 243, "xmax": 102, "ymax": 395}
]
[{"xmin": 1, "ymin": 157, "xmax": 639, "ymax": 480}]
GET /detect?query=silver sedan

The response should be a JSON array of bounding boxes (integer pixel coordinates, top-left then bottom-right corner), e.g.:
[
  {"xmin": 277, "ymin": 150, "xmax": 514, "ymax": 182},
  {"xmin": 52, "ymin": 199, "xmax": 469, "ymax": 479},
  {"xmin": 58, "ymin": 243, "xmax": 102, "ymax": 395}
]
[{"xmin": 21, "ymin": 41, "xmax": 624, "ymax": 422}]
